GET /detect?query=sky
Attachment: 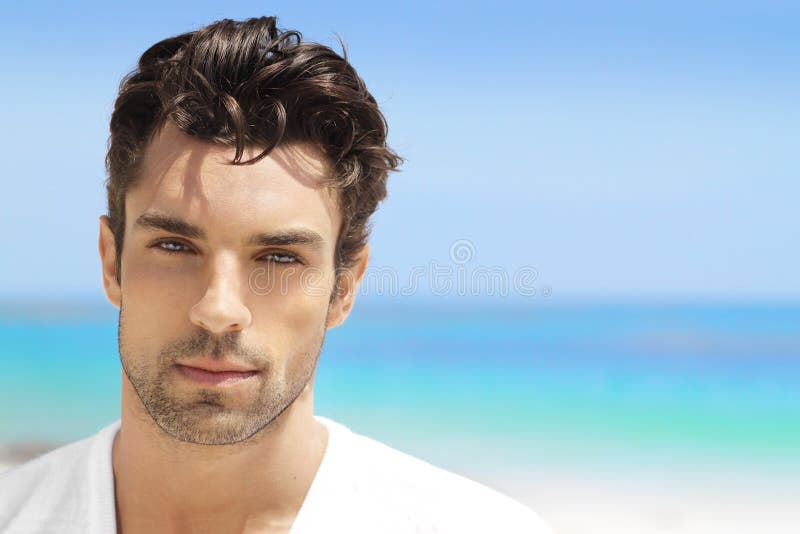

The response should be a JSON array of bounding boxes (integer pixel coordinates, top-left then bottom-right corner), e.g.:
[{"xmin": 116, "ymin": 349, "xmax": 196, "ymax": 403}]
[{"xmin": 0, "ymin": 0, "xmax": 798, "ymax": 302}]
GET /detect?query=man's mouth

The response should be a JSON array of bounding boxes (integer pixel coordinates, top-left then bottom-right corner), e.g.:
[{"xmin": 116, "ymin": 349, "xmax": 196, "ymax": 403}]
[
  {"xmin": 174, "ymin": 363, "xmax": 260, "ymax": 387},
  {"xmin": 176, "ymin": 357, "xmax": 259, "ymax": 373}
]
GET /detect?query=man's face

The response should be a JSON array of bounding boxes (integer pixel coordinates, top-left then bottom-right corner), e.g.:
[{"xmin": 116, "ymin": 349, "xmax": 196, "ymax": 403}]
[{"xmin": 100, "ymin": 122, "xmax": 352, "ymax": 445}]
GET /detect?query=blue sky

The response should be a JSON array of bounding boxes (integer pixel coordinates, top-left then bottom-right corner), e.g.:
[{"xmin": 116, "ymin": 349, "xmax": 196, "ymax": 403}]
[{"xmin": 0, "ymin": 1, "xmax": 798, "ymax": 301}]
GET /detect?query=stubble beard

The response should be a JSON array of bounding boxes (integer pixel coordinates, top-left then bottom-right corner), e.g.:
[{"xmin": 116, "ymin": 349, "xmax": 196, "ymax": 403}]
[{"xmin": 117, "ymin": 305, "xmax": 327, "ymax": 445}]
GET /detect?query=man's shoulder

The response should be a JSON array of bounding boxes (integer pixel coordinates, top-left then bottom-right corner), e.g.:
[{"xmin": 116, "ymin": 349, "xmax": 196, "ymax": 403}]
[
  {"xmin": 320, "ymin": 417, "xmax": 554, "ymax": 533},
  {"xmin": 0, "ymin": 434, "xmax": 93, "ymax": 498},
  {"xmin": 0, "ymin": 421, "xmax": 119, "ymax": 533}
]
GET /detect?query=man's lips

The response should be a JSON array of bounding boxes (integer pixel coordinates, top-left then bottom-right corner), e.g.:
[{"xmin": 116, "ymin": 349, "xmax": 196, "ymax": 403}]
[
  {"xmin": 174, "ymin": 359, "xmax": 260, "ymax": 387},
  {"xmin": 176, "ymin": 358, "xmax": 258, "ymax": 373}
]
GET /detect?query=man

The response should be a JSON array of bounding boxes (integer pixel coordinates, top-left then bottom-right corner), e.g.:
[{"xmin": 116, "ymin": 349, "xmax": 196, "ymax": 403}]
[{"xmin": 0, "ymin": 16, "xmax": 553, "ymax": 534}]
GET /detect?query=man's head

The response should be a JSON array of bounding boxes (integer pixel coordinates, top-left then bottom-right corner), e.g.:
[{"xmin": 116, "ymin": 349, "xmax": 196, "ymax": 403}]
[{"xmin": 97, "ymin": 16, "xmax": 400, "ymax": 445}]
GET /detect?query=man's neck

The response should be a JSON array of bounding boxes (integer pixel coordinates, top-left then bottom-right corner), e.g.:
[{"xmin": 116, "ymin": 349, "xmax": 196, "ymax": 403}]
[{"xmin": 112, "ymin": 376, "xmax": 329, "ymax": 534}]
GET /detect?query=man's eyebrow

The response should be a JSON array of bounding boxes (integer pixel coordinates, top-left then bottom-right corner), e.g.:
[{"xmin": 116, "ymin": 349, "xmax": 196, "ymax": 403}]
[
  {"xmin": 133, "ymin": 211, "xmax": 325, "ymax": 249},
  {"xmin": 134, "ymin": 212, "xmax": 205, "ymax": 239},
  {"xmin": 244, "ymin": 229, "xmax": 325, "ymax": 249}
]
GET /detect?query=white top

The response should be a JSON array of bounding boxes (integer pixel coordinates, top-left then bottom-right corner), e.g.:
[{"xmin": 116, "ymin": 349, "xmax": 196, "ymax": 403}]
[{"xmin": 0, "ymin": 416, "xmax": 553, "ymax": 533}]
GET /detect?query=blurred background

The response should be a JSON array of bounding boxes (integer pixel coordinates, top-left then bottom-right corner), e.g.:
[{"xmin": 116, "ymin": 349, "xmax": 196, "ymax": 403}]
[{"xmin": 1, "ymin": 1, "xmax": 798, "ymax": 533}]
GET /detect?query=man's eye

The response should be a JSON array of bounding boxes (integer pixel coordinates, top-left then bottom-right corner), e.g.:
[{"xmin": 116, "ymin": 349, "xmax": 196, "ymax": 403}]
[
  {"xmin": 152, "ymin": 240, "xmax": 191, "ymax": 255},
  {"xmin": 261, "ymin": 252, "xmax": 298, "ymax": 264},
  {"xmin": 151, "ymin": 240, "xmax": 297, "ymax": 264}
]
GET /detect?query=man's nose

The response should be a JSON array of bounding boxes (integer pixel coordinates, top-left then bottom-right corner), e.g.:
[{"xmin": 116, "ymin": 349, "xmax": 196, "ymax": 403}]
[{"xmin": 189, "ymin": 255, "xmax": 252, "ymax": 335}]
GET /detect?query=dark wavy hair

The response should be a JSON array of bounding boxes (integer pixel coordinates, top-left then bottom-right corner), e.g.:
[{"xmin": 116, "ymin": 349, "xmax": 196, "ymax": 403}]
[{"xmin": 104, "ymin": 16, "xmax": 402, "ymax": 290}]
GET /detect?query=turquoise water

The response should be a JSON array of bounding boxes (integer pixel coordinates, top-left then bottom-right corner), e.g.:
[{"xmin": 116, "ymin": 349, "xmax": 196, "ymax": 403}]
[{"xmin": 1, "ymin": 301, "xmax": 799, "ymax": 473}]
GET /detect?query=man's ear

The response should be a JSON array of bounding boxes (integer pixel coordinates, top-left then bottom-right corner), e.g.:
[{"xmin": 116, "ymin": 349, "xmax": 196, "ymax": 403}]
[
  {"xmin": 98, "ymin": 215, "xmax": 121, "ymax": 309},
  {"xmin": 326, "ymin": 244, "xmax": 369, "ymax": 329}
]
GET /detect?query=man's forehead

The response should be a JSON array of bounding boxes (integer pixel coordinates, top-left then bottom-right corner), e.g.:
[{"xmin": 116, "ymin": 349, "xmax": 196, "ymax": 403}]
[
  {"xmin": 128, "ymin": 122, "xmax": 342, "ymax": 236},
  {"xmin": 141, "ymin": 121, "xmax": 334, "ymax": 190}
]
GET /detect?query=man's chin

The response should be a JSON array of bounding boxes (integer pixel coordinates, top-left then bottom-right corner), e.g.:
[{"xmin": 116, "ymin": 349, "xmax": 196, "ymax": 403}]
[{"xmin": 151, "ymin": 407, "xmax": 269, "ymax": 446}]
